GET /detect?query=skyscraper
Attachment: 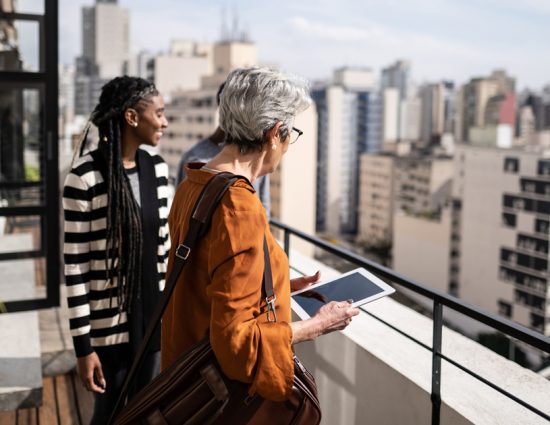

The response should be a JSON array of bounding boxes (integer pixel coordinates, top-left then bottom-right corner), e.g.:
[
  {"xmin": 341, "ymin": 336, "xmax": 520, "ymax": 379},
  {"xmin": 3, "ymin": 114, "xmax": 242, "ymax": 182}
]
[
  {"xmin": 381, "ymin": 60, "xmax": 413, "ymax": 144},
  {"xmin": 381, "ymin": 60, "xmax": 411, "ymax": 101},
  {"xmin": 419, "ymin": 81, "xmax": 455, "ymax": 146},
  {"xmin": 313, "ymin": 67, "xmax": 382, "ymax": 236},
  {"xmin": 81, "ymin": 0, "xmax": 129, "ymax": 79},
  {"xmin": 455, "ymin": 70, "xmax": 516, "ymax": 144},
  {"xmin": 75, "ymin": 0, "xmax": 130, "ymax": 116}
]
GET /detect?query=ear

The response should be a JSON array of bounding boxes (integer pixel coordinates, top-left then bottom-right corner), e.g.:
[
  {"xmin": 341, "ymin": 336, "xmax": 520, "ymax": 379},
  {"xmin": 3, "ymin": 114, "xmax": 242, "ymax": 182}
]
[
  {"xmin": 265, "ymin": 121, "xmax": 283, "ymax": 143},
  {"xmin": 124, "ymin": 108, "xmax": 139, "ymax": 127}
]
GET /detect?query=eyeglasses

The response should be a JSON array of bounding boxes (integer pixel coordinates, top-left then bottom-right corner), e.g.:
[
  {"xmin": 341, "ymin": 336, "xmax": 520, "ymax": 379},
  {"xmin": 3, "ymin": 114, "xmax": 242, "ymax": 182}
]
[{"xmin": 290, "ymin": 127, "xmax": 303, "ymax": 144}]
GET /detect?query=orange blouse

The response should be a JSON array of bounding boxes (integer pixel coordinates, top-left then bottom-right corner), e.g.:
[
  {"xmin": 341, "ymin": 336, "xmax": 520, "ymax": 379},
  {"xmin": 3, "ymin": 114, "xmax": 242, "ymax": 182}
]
[{"xmin": 161, "ymin": 163, "xmax": 294, "ymax": 401}]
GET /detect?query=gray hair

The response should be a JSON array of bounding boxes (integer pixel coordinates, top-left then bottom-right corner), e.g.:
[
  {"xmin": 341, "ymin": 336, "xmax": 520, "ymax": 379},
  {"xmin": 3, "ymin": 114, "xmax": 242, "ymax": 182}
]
[{"xmin": 219, "ymin": 67, "xmax": 311, "ymax": 152}]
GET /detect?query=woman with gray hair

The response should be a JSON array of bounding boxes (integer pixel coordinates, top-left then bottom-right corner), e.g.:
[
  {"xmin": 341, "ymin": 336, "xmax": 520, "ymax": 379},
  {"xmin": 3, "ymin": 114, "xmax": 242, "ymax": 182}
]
[{"xmin": 161, "ymin": 67, "xmax": 358, "ymax": 408}]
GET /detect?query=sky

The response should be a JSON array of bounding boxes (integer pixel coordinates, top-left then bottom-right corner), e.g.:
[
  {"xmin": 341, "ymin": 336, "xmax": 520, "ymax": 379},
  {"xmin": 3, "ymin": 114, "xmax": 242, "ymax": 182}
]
[{"xmin": 56, "ymin": 0, "xmax": 550, "ymax": 91}]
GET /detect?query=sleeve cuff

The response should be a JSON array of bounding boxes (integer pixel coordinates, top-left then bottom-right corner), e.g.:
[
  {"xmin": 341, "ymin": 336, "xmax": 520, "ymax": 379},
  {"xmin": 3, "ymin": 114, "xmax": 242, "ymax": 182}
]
[
  {"xmin": 73, "ymin": 334, "xmax": 94, "ymax": 357},
  {"xmin": 250, "ymin": 321, "xmax": 294, "ymax": 402}
]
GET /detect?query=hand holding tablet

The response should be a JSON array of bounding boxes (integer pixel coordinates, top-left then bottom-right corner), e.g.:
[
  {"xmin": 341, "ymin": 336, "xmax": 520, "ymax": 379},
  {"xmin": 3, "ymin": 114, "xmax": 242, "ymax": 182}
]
[{"xmin": 291, "ymin": 268, "xmax": 395, "ymax": 320}]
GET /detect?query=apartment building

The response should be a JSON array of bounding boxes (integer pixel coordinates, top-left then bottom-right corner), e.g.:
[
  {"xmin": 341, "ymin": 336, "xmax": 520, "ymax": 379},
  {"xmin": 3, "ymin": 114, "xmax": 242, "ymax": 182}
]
[
  {"xmin": 270, "ymin": 105, "xmax": 318, "ymax": 256},
  {"xmin": 392, "ymin": 144, "xmax": 550, "ymax": 336},
  {"xmin": 455, "ymin": 70, "xmax": 516, "ymax": 144},
  {"xmin": 313, "ymin": 67, "xmax": 382, "ymax": 236},
  {"xmin": 358, "ymin": 151, "xmax": 453, "ymax": 245},
  {"xmin": 160, "ymin": 40, "xmax": 257, "ymax": 178},
  {"xmin": 455, "ymin": 146, "xmax": 550, "ymax": 335},
  {"xmin": 162, "ymin": 88, "xmax": 219, "ymax": 178}
]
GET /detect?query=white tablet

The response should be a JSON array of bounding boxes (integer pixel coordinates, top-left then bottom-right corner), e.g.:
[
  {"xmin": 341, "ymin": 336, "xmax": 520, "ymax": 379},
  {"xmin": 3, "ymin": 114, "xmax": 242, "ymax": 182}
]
[{"xmin": 290, "ymin": 268, "xmax": 395, "ymax": 320}]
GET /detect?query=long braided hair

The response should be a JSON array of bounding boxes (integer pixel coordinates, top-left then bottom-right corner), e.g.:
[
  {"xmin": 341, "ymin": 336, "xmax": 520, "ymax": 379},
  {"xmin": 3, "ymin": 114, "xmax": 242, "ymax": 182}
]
[{"xmin": 75, "ymin": 76, "xmax": 159, "ymax": 313}]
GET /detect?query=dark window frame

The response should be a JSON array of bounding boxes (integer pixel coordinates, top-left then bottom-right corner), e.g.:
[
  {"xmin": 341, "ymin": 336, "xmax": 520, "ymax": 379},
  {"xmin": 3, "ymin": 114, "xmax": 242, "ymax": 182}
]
[{"xmin": 0, "ymin": 2, "xmax": 59, "ymax": 312}]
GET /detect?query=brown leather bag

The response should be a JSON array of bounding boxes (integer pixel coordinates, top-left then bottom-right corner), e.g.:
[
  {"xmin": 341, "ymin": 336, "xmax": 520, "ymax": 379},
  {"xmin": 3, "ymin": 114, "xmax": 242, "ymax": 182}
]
[{"xmin": 110, "ymin": 173, "xmax": 322, "ymax": 425}]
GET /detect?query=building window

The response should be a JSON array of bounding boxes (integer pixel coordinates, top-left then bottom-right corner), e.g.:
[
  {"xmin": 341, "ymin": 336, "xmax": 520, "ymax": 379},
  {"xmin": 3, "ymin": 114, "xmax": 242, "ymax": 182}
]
[
  {"xmin": 530, "ymin": 313, "xmax": 544, "ymax": 331},
  {"xmin": 498, "ymin": 300, "xmax": 512, "ymax": 318},
  {"xmin": 504, "ymin": 157, "xmax": 519, "ymax": 173},
  {"xmin": 449, "ymin": 281, "xmax": 459, "ymax": 296},
  {"xmin": 502, "ymin": 213, "xmax": 516, "ymax": 228},
  {"xmin": 515, "ymin": 290, "xmax": 545, "ymax": 310},
  {"xmin": 535, "ymin": 219, "xmax": 549, "ymax": 235},
  {"xmin": 537, "ymin": 159, "xmax": 550, "ymax": 177},
  {"xmin": 520, "ymin": 178, "xmax": 550, "ymax": 196},
  {"xmin": 517, "ymin": 233, "xmax": 549, "ymax": 254}
]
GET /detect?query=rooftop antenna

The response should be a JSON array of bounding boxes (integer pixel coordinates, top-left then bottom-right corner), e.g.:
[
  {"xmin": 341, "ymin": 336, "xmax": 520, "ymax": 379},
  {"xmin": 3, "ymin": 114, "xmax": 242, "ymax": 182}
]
[
  {"xmin": 231, "ymin": 5, "xmax": 239, "ymax": 41},
  {"xmin": 220, "ymin": 6, "xmax": 229, "ymax": 41}
]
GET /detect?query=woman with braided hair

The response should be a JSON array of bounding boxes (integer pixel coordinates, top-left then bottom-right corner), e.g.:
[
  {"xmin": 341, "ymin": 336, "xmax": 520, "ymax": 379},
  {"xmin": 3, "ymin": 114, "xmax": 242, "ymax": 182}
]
[{"xmin": 63, "ymin": 76, "xmax": 170, "ymax": 424}]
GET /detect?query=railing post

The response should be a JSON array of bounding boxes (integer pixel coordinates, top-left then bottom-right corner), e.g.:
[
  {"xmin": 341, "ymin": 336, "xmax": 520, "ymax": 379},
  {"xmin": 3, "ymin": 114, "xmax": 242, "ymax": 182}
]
[
  {"xmin": 431, "ymin": 301, "xmax": 443, "ymax": 425},
  {"xmin": 284, "ymin": 229, "xmax": 290, "ymax": 257}
]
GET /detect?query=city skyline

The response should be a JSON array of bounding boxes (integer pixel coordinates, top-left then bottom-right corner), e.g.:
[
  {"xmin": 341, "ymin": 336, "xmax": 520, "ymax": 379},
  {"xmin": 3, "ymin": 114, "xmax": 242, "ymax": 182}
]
[{"xmin": 58, "ymin": 0, "xmax": 550, "ymax": 91}]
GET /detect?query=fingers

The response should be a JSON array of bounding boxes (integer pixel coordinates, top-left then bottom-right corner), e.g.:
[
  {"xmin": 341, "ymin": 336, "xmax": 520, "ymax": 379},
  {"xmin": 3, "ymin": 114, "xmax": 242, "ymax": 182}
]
[
  {"xmin": 78, "ymin": 353, "xmax": 106, "ymax": 394},
  {"xmin": 85, "ymin": 371, "xmax": 103, "ymax": 393},
  {"xmin": 291, "ymin": 270, "xmax": 322, "ymax": 292},
  {"xmin": 95, "ymin": 364, "xmax": 107, "ymax": 391}
]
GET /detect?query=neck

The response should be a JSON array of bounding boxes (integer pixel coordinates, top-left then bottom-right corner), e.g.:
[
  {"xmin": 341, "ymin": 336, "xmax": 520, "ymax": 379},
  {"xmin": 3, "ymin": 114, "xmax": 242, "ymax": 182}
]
[
  {"xmin": 204, "ymin": 144, "xmax": 267, "ymax": 182},
  {"xmin": 121, "ymin": 133, "xmax": 140, "ymax": 168}
]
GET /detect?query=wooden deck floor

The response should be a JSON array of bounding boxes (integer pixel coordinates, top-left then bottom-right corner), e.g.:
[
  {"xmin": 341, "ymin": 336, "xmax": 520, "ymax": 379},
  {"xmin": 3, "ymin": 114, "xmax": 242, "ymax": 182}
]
[{"xmin": 0, "ymin": 370, "xmax": 93, "ymax": 425}]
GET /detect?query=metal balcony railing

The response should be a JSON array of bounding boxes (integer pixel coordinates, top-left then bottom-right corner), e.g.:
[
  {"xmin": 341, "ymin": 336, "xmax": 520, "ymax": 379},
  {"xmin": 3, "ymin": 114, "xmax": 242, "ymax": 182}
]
[{"xmin": 270, "ymin": 219, "xmax": 550, "ymax": 425}]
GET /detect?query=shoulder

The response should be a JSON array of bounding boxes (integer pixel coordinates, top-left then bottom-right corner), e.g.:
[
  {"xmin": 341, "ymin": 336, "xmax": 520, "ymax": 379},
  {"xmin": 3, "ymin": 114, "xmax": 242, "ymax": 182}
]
[
  {"xmin": 138, "ymin": 148, "xmax": 166, "ymax": 166},
  {"xmin": 64, "ymin": 152, "xmax": 103, "ymax": 191},
  {"xmin": 68, "ymin": 152, "xmax": 97, "ymax": 177},
  {"xmin": 140, "ymin": 150, "xmax": 169, "ymax": 180},
  {"xmin": 220, "ymin": 177, "xmax": 262, "ymax": 215}
]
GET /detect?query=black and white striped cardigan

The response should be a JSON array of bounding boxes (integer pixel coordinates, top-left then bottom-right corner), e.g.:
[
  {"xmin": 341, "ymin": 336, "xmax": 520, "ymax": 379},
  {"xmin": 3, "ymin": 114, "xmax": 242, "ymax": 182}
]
[{"xmin": 63, "ymin": 149, "xmax": 170, "ymax": 357}]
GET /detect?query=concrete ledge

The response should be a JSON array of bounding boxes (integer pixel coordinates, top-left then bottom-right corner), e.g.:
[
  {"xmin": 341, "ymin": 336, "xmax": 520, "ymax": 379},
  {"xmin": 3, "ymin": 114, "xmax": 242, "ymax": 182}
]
[
  {"xmin": 289, "ymin": 249, "xmax": 550, "ymax": 425},
  {"xmin": 0, "ymin": 311, "xmax": 42, "ymax": 411},
  {"xmin": 0, "ymin": 234, "xmax": 43, "ymax": 411}
]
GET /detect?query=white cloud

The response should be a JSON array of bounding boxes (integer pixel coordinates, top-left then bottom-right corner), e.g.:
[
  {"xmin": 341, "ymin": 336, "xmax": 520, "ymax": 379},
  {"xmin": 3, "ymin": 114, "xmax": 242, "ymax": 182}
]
[{"xmin": 286, "ymin": 16, "xmax": 380, "ymax": 42}]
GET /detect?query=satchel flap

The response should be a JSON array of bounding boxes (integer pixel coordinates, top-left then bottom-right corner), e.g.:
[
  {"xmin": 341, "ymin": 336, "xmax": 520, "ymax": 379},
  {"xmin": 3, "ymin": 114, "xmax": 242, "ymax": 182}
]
[{"xmin": 200, "ymin": 364, "xmax": 230, "ymax": 401}]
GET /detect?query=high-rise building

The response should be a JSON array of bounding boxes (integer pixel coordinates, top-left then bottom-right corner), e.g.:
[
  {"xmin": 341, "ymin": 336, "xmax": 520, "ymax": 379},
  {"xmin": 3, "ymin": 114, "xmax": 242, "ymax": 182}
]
[
  {"xmin": 358, "ymin": 152, "xmax": 453, "ymax": 245},
  {"xmin": 455, "ymin": 70, "xmax": 516, "ymax": 144},
  {"xmin": 160, "ymin": 39, "xmax": 258, "ymax": 178},
  {"xmin": 74, "ymin": 0, "xmax": 130, "ymax": 117},
  {"xmin": 400, "ymin": 95, "xmax": 422, "ymax": 142},
  {"xmin": 517, "ymin": 105, "xmax": 537, "ymax": 146},
  {"xmin": 381, "ymin": 60, "xmax": 412, "ymax": 143},
  {"xmin": 127, "ymin": 50, "xmax": 154, "ymax": 80},
  {"xmin": 420, "ymin": 81, "xmax": 455, "ymax": 146},
  {"xmin": 270, "ymin": 106, "xmax": 318, "ymax": 256},
  {"xmin": 81, "ymin": 0, "xmax": 129, "ymax": 79},
  {"xmin": 151, "ymin": 40, "xmax": 212, "ymax": 98},
  {"xmin": 521, "ymin": 88, "xmax": 550, "ymax": 132},
  {"xmin": 382, "ymin": 88, "xmax": 399, "ymax": 146},
  {"xmin": 393, "ymin": 144, "xmax": 550, "ymax": 336},
  {"xmin": 381, "ymin": 60, "xmax": 410, "ymax": 101},
  {"xmin": 201, "ymin": 41, "xmax": 257, "ymax": 89},
  {"xmin": 455, "ymin": 145, "xmax": 549, "ymax": 335},
  {"xmin": 312, "ymin": 67, "xmax": 382, "ymax": 236},
  {"xmin": 358, "ymin": 153, "xmax": 396, "ymax": 244},
  {"xmin": 162, "ymin": 87, "xmax": 219, "ymax": 176}
]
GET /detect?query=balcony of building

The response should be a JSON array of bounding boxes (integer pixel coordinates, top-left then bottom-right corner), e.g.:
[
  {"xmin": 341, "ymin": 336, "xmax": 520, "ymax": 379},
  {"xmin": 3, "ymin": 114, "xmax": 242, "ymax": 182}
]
[
  {"xmin": 0, "ymin": 3, "xmax": 549, "ymax": 422},
  {"xmin": 1, "ymin": 219, "xmax": 549, "ymax": 424}
]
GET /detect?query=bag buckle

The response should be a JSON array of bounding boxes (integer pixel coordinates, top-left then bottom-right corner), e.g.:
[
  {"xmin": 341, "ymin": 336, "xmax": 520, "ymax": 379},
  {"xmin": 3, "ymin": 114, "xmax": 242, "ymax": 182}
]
[
  {"xmin": 175, "ymin": 244, "xmax": 191, "ymax": 260},
  {"xmin": 265, "ymin": 295, "xmax": 277, "ymax": 322}
]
